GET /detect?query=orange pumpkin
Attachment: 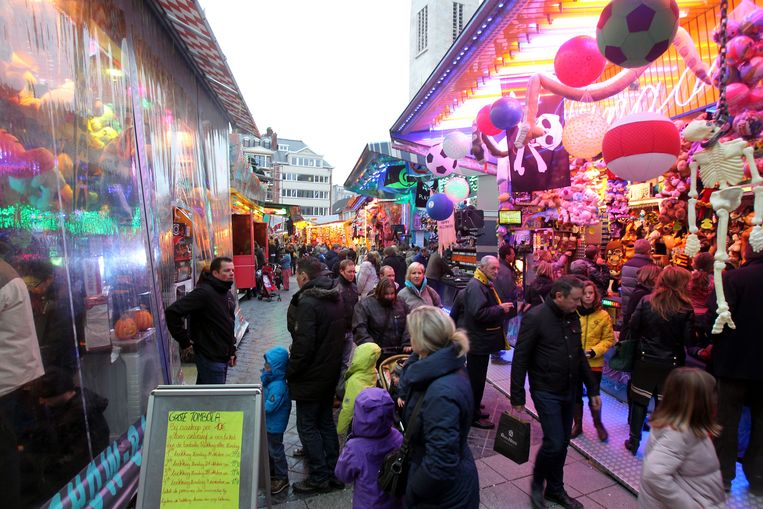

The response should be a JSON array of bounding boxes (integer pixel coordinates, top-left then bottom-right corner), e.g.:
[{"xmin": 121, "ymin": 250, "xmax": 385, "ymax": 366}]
[
  {"xmin": 133, "ymin": 309, "xmax": 153, "ymax": 331},
  {"xmin": 115, "ymin": 317, "xmax": 138, "ymax": 339}
]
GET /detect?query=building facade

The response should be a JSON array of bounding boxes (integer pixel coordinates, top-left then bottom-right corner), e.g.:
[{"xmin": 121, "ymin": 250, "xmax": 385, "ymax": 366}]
[
  {"xmin": 409, "ymin": 0, "xmax": 480, "ymax": 98},
  {"xmin": 276, "ymin": 138, "xmax": 334, "ymax": 219}
]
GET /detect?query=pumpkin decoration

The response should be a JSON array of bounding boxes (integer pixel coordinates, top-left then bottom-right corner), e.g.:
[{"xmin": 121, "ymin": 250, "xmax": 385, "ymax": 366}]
[
  {"xmin": 133, "ymin": 309, "xmax": 153, "ymax": 331},
  {"xmin": 115, "ymin": 316, "xmax": 138, "ymax": 340}
]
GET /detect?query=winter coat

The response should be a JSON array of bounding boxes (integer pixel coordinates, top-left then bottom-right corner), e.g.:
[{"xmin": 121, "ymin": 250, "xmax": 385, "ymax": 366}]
[
  {"xmin": 356, "ymin": 261, "xmax": 379, "ymax": 297},
  {"xmin": 706, "ymin": 257, "xmax": 763, "ymax": 380},
  {"xmin": 687, "ymin": 271, "xmax": 713, "ymax": 316},
  {"xmin": 525, "ymin": 275, "xmax": 553, "ymax": 308},
  {"xmin": 338, "ymin": 343, "xmax": 381, "ymax": 435},
  {"xmin": 620, "ymin": 283, "xmax": 651, "ymax": 331},
  {"xmin": 398, "ymin": 344, "xmax": 479, "ymax": 509},
  {"xmin": 450, "ymin": 289, "xmax": 465, "ymax": 327},
  {"xmin": 352, "ymin": 296, "xmax": 410, "ymax": 355},
  {"xmin": 279, "ymin": 253, "xmax": 292, "ymax": 270},
  {"xmin": 510, "ymin": 300, "xmax": 600, "ymax": 407},
  {"xmin": 620, "ymin": 254, "xmax": 654, "ymax": 312},
  {"xmin": 425, "ymin": 251, "xmax": 453, "ymax": 281},
  {"xmin": 286, "ymin": 276, "xmax": 346, "ymax": 401},
  {"xmin": 335, "ymin": 388, "xmax": 403, "ymax": 509},
  {"xmin": 261, "ymin": 347, "xmax": 291, "ymax": 434},
  {"xmin": 494, "ymin": 259, "xmax": 518, "ymax": 304},
  {"xmin": 324, "ymin": 250, "xmax": 340, "ymax": 272},
  {"xmin": 639, "ymin": 427, "xmax": 725, "ymax": 509},
  {"xmin": 337, "ymin": 275, "xmax": 360, "ymax": 333},
  {"xmin": 462, "ymin": 276, "xmax": 508, "ymax": 355},
  {"xmin": 413, "ymin": 253, "xmax": 429, "ymax": 268},
  {"xmin": 165, "ymin": 270, "xmax": 236, "ymax": 363},
  {"xmin": 383, "ymin": 254, "xmax": 407, "ymax": 288},
  {"xmin": 629, "ymin": 296, "xmax": 693, "ymax": 366},
  {"xmin": 577, "ymin": 307, "xmax": 615, "ymax": 369},
  {"xmin": 398, "ymin": 280, "xmax": 442, "ymax": 311}
]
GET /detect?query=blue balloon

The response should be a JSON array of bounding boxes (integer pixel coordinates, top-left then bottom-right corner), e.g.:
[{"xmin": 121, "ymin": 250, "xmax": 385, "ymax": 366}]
[
  {"xmin": 426, "ymin": 193, "xmax": 454, "ymax": 221},
  {"xmin": 489, "ymin": 97, "xmax": 523, "ymax": 130}
]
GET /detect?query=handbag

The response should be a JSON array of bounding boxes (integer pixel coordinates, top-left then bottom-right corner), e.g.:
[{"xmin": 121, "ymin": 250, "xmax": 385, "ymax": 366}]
[
  {"xmin": 378, "ymin": 393, "xmax": 425, "ymax": 497},
  {"xmin": 493, "ymin": 410, "xmax": 531, "ymax": 464},
  {"xmin": 609, "ymin": 328, "xmax": 638, "ymax": 372}
]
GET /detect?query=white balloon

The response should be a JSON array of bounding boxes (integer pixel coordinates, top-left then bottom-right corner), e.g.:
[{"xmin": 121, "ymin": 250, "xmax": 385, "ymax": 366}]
[
  {"xmin": 442, "ymin": 131, "xmax": 471, "ymax": 160},
  {"xmin": 444, "ymin": 177, "xmax": 470, "ymax": 202}
]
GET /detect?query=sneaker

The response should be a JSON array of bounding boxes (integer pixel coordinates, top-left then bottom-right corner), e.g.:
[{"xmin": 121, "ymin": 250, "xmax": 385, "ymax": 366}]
[
  {"xmin": 470, "ymin": 418, "xmax": 495, "ymax": 430},
  {"xmin": 544, "ymin": 489, "xmax": 583, "ymax": 509},
  {"xmin": 292, "ymin": 447, "xmax": 305, "ymax": 457},
  {"xmin": 624, "ymin": 438, "xmax": 639, "ymax": 455},
  {"xmin": 491, "ymin": 352, "xmax": 511, "ymax": 365},
  {"xmin": 270, "ymin": 478, "xmax": 289, "ymax": 495},
  {"xmin": 292, "ymin": 479, "xmax": 329, "ymax": 494},
  {"xmin": 328, "ymin": 477, "xmax": 346, "ymax": 490}
]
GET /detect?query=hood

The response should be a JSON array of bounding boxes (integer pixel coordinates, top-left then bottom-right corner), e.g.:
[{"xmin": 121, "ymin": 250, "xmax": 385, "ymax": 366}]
[
  {"xmin": 299, "ymin": 276, "xmax": 340, "ymax": 301},
  {"xmin": 404, "ymin": 278, "xmax": 428, "ymax": 296},
  {"xmin": 345, "ymin": 343, "xmax": 381, "ymax": 381},
  {"xmin": 199, "ymin": 270, "xmax": 233, "ymax": 293},
  {"xmin": 401, "ymin": 343, "xmax": 465, "ymax": 389},
  {"xmin": 352, "ymin": 387, "xmax": 396, "ymax": 438},
  {"xmin": 261, "ymin": 346, "xmax": 289, "ymax": 384}
]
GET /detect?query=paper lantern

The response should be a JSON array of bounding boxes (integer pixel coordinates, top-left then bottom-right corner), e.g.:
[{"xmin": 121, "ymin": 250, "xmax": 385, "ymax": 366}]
[
  {"xmin": 426, "ymin": 193, "xmax": 454, "ymax": 221},
  {"xmin": 554, "ymin": 36, "xmax": 607, "ymax": 87},
  {"xmin": 476, "ymin": 105, "xmax": 502, "ymax": 136},
  {"xmin": 596, "ymin": 0, "xmax": 680, "ymax": 68},
  {"xmin": 442, "ymin": 131, "xmax": 471, "ymax": 159},
  {"xmin": 602, "ymin": 111, "xmax": 680, "ymax": 182},
  {"xmin": 489, "ymin": 97, "xmax": 523, "ymax": 130},
  {"xmin": 425, "ymin": 144, "xmax": 458, "ymax": 177},
  {"xmin": 562, "ymin": 113, "xmax": 609, "ymax": 159},
  {"xmin": 444, "ymin": 177, "xmax": 470, "ymax": 202}
]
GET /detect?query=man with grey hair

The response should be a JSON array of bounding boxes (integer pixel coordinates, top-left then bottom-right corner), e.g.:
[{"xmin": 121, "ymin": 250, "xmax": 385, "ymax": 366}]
[
  {"xmin": 619, "ymin": 239, "xmax": 654, "ymax": 315},
  {"xmin": 462, "ymin": 255, "xmax": 514, "ymax": 429}
]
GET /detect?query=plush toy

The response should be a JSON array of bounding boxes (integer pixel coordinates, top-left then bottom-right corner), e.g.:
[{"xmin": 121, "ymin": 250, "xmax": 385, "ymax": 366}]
[
  {"xmin": 604, "ymin": 177, "xmax": 629, "ymax": 222},
  {"xmin": 558, "ymin": 166, "xmax": 602, "ymax": 225},
  {"xmin": 0, "ymin": 51, "xmax": 38, "ymax": 95}
]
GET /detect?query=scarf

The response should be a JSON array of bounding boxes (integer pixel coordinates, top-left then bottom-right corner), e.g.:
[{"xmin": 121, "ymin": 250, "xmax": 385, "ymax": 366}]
[
  {"xmin": 405, "ymin": 277, "xmax": 428, "ymax": 296},
  {"xmin": 473, "ymin": 268, "xmax": 502, "ymax": 305}
]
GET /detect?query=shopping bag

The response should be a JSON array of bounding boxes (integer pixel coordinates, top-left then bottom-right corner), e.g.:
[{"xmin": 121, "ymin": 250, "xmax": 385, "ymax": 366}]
[
  {"xmin": 505, "ymin": 313, "xmax": 523, "ymax": 348},
  {"xmin": 609, "ymin": 328, "xmax": 638, "ymax": 372},
  {"xmin": 493, "ymin": 410, "xmax": 531, "ymax": 464}
]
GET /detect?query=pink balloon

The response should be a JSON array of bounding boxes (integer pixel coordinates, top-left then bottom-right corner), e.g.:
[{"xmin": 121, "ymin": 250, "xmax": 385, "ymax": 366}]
[
  {"xmin": 554, "ymin": 36, "xmax": 607, "ymax": 88},
  {"xmin": 748, "ymin": 86, "xmax": 763, "ymax": 110},
  {"xmin": 727, "ymin": 35, "xmax": 755, "ymax": 66},
  {"xmin": 727, "ymin": 82, "xmax": 751, "ymax": 113},
  {"xmin": 476, "ymin": 104, "xmax": 502, "ymax": 136},
  {"xmin": 739, "ymin": 56, "xmax": 763, "ymax": 86}
]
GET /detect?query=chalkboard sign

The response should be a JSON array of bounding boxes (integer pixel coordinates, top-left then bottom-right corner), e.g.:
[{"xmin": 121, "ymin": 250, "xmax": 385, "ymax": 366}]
[{"xmin": 136, "ymin": 385, "xmax": 270, "ymax": 508}]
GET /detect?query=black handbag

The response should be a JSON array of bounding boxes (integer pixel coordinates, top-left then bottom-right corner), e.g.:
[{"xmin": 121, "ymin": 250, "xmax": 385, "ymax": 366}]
[
  {"xmin": 378, "ymin": 393, "xmax": 425, "ymax": 497},
  {"xmin": 493, "ymin": 410, "xmax": 531, "ymax": 464},
  {"xmin": 609, "ymin": 328, "xmax": 638, "ymax": 372}
]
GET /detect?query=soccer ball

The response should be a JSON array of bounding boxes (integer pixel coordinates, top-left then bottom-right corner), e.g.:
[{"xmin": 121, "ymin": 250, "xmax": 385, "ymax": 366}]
[
  {"xmin": 596, "ymin": 0, "xmax": 680, "ymax": 68},
  {"xmin": 425, "ymin": 144, "xmax": 458, "ymax": 177}
]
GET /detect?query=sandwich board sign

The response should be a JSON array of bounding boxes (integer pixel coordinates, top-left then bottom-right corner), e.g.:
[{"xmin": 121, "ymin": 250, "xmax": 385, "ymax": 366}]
[{"xmin": 137, "ymin": 385, "xmax": 270, "ymax": 508}]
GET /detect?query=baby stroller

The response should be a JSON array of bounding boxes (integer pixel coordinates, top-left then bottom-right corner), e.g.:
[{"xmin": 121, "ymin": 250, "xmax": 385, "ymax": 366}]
[
  {"xmin": 378, "ymin": 354, "xmax": 409, "ymax": 431},
  {"xmin": 257, "ymin": 263, "xmax": 281, "ymax": 302}
]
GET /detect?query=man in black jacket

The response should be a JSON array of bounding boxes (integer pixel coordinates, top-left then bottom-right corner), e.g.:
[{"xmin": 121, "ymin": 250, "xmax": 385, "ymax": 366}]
[
  {"xmin": 165, "ymin": 257, "xmax": 236, "ymax": 384},
  {"xmin": 382, "ymin": 245, "xmax": 407, "ymax": 289},
  {"xmin": 463, "ymin": 255, "xmax": 514, "ymax": 429},
  {"xmin": 287, "ymin": 257, "xmax": 346, "ymax": 493},
  {"xmin": 511, "ymin": 276, "xmax": 600, "ymax": 509},
  {"xmin": 336, "ymin": 259, "xmax": 359, "ymax": 397}
]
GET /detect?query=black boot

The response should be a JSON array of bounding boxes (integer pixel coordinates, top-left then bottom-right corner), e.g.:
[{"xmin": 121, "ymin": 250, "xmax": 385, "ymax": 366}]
[
  {"xmin": 626, "ymin": 402, "xmax": 647, "ymax": 455},
  {"xmin": 590, "ymin": 404, "xmax": 608, "ymax": 442}
]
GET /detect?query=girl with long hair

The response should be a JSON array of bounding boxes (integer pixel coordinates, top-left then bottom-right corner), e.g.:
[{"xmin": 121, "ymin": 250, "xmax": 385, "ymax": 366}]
[
  {"xmin": 571, "ymin": 281, "xmax": 615, "ymax": 441},
  {"xmin": 624, "ymin": 266, "xmax": 695, "ymax": 455},
  {"xmin": 356, "ymin": 251, "xmax": 381, "ymax": 298},
  {"xmin": 639, "ymin": 367, "xmax": 725, "ymax": 508}
]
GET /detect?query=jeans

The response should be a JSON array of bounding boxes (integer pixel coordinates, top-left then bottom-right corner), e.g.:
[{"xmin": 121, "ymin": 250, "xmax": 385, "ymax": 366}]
[
  {"xmin": 467, "ymin": 353, "xmax": 490, "ymax": 418},
  {"xmin": 267, "ymin": 432, "xmax": 289, "ymax": 480},
  {"xmin": 531, "ymin": 389, "xmax": 575, "ymax": 494},
  {"xmin": 296, "ymin": 399, "xmax": 339, "ymax": 484},
  {"xmin": 195, "ymin": 353, "xmax": 228, "ymax": 384},
  {"xmin": 715, "ymin": 377, "xmax": 763, "ymax": 488}
]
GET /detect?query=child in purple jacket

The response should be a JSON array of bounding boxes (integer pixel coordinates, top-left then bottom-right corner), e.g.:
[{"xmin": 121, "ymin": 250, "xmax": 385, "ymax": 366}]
[{"xmin": 335, "ymin": 387, "xmax": 403, "ymax": 509}]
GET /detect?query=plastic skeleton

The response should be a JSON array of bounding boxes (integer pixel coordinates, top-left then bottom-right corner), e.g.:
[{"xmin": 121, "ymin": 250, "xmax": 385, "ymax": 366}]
[{"xmin": 682, "ymin": 119, "xmax": 763, "ymax": 334}]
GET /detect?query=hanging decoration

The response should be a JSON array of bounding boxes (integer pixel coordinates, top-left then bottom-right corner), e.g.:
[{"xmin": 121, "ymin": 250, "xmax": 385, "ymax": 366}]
[
  {"xmin": 444, "ymin": 177, "xmax": 470, "ymax": 203},
  {"xmin": 476, "ymin": 105, "xmax": 502, "ymax": 136},
  {"xmin": 442, "ymin": 131, "xmax": 471, "ymax": 159},
  {"xmin": 602, "ymin": 112, "xmax": 681, "ymax": 182},
  {"xmin": 426, "ymin": 193, "xmax": 454, "ymax": 221},
  {"xmin": 596, "ymin": 0, "xmax": 680, "ymax": 69},
  {"xmin": 489, "ymin": 96, "xmax": 523, "ymax": 130},
  {"xmin": 554, "ymin": 35, "xmax": 607, "ymax": 87},
  {"xmin": 425, "ymin": 144, "xmax": 458, "ymax": 177},
  {"xmin": 562, "ymin": 112, "xmax": 609, "ymax": 160}
]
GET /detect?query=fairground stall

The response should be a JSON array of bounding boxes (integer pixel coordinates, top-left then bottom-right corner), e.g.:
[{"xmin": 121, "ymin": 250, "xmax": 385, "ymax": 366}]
[
  {"xmin": 387, "ymin": 0, "xmax": 763, "ymax": 503},
  {"xmin": 0, "ymin": 0, "xmax": 258, "ymax": 507}
]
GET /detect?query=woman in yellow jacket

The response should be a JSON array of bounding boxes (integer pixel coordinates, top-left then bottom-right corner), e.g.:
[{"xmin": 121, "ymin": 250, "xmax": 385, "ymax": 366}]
[{"xmin": 571, "ymin": 280, "xmax": 615, "ymax": 441}]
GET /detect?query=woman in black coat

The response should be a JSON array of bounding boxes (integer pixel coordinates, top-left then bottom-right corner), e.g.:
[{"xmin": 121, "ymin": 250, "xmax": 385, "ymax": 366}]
[
  {"xmin": 352, "ymin": 278, "xmax": 411, "ymax": 362},
  {"xmin": 398, "ymin": 306, "xmax": 479, "ymax": 509},
  {"xmin": 624, "ymin": 266, "xmax": 695, "ymax": 455},
  {"xmin": 525, "ymin": 261, "xmax": 554, "ymax": 308}
]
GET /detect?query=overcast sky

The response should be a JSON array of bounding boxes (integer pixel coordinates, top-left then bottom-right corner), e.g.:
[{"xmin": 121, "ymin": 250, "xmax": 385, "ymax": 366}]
[{"xmin": 200, "ymin": 0, "xmax": 412, "ymax": 185}]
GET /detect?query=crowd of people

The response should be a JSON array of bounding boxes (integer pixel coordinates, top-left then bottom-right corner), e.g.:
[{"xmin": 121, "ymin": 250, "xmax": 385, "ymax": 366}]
[{"xmin": 163, "ymin": 235, "xmax": 762, "ymax": 508}]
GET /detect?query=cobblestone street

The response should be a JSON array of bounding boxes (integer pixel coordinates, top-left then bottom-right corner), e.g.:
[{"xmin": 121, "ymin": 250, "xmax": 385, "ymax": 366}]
[{"xmin": 226, "ymin": 281, "xmax": 638, "ymax": 508}]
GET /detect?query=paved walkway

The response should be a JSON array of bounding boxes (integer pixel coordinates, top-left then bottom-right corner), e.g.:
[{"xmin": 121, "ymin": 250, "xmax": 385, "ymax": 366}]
[{"xmin": 223, "ymin": 281, "xmax": 639, "ymax": 508}]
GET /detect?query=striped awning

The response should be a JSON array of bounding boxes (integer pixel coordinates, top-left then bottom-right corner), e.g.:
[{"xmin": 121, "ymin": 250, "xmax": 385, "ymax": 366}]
[{"xmin": 152, "ymin": 0, "xmax": 259, "ymax": 136}]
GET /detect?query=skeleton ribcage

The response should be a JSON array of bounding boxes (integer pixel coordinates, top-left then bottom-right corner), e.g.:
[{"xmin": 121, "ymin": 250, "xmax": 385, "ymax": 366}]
[{"xmin": 698, "ymin": 146, "xmax": 745, "ymax": 189}]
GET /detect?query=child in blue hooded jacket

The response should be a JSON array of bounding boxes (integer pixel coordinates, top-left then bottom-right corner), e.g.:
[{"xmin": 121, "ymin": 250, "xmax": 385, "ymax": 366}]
[{"xmin": 262, "ymin": 346, "xmax": 292, "ymax": 495}]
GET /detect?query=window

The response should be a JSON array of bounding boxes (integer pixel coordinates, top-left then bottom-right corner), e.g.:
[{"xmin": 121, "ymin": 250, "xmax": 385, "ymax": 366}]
[
  {"xmin": 417, "ymin": 6, "xmax": 428, "ymax": 53},
  {"xmin": 278, "ymin": 144, "xmax": 289, "ymax": 151},
  {"xmin": 452, "ymin": 2, "xmax": 464, "ymax": 41}
]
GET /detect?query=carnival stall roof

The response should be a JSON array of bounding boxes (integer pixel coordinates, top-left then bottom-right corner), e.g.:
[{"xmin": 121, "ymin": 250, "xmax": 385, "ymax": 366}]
[
  {"xmin": 390, "ymin": 0, "xmax": 721, "ymax": 166},
  {"xmin": 148, "ymin": 0, "xmax": 259, "ymax": 136},
  {"xmin": 344, "ymin": 142, "xmax": 429, "ymax": 199}
]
